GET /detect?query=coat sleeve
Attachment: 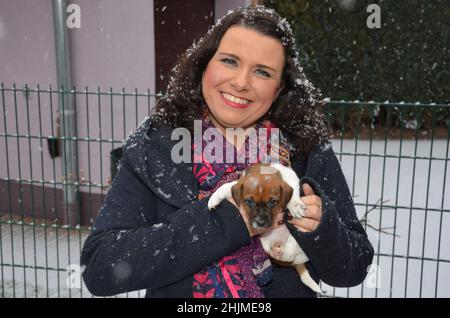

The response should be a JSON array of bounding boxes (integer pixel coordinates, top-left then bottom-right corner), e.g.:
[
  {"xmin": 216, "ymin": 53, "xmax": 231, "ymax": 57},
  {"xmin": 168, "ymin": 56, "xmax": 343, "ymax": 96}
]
[
  {"xmin": 289, "ymin": 143, "xmax": 374, "ymax": 288},
  {"xmin": 80, "ymin": 150, "xmax": 250, "ymax": 297}
]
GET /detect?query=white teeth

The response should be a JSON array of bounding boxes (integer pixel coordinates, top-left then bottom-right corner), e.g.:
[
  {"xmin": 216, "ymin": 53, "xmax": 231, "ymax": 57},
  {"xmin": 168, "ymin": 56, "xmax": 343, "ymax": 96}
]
[{"xmin": 221, "ymin": 93, "xmax": 250, "ymax": 105}]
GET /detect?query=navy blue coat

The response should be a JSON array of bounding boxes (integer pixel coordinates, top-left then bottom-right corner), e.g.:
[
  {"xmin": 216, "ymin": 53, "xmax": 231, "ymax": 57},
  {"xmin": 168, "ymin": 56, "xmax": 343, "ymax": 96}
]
[{"xmin": 81, "ymin": 118, "xmax": 374, "ymax": 298}]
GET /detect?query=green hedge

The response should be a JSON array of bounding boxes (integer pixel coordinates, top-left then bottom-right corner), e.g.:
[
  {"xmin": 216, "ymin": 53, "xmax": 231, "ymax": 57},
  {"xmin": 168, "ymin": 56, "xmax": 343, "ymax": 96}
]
[{"xmin": 265, "ymin": 0, "xmax": 450, "ymax": 103}]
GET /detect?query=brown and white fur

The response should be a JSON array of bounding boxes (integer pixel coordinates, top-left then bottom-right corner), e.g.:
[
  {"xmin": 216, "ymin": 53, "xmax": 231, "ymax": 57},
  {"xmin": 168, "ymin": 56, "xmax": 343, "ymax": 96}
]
[{"xmin": 208, "ymin": 163, "xmax": 322, "ymax": 294}]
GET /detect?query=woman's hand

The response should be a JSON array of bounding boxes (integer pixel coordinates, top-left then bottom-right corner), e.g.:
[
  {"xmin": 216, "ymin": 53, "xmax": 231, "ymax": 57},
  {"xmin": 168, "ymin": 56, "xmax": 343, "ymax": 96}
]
[{"xmin": 288, "ymin": 183, "xmax": 323, "ymax": 233}]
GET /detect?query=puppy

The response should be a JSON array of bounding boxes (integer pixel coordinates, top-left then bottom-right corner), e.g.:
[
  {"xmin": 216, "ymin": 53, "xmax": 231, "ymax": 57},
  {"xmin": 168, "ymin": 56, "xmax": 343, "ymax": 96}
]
[{"xmin": 208, "ymin": 163, "xmax": 322, "ymax": 294}]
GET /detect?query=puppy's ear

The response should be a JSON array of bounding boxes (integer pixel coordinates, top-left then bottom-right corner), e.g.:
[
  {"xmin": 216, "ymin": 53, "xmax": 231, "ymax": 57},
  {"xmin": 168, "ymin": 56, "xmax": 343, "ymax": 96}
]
[
  {"xmin": 279, "ymin": 181, "xmax": 293, "ymax": 209},
  {"xmin": 231, "ymin": 181, "xmax": 243, "ymax": 207}
]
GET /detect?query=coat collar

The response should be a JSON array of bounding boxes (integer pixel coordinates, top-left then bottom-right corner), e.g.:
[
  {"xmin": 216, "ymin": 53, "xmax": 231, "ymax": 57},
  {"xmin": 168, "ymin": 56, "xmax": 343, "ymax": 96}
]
[
  {"xmin": 126, "ymin": 117, "xmax": 306, "ymax": 208},
  {"xmin": 124, "ymin": 118, "xmax": 199, "ymax": 208}
]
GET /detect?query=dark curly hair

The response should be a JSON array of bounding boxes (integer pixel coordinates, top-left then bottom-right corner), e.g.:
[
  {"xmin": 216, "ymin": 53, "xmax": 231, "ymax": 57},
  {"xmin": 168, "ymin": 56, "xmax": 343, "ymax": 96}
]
[{"xmin": 151, "ymin": 5, "xmax": 330, "ymax": 158}]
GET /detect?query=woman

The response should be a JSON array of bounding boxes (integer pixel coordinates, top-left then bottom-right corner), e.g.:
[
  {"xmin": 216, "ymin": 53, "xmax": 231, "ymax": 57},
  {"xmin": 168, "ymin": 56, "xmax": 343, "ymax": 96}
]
[{"xmin": 81, "ymin": 5, "xmax": 374, "ymax": 298}]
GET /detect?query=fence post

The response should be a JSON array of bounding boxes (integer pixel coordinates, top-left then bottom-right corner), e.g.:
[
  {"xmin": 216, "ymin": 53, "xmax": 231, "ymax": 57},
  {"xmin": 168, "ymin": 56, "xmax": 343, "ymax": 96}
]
[{"xmin": 52, "ymin": 0, "xmax": 79, "ymax": 226}]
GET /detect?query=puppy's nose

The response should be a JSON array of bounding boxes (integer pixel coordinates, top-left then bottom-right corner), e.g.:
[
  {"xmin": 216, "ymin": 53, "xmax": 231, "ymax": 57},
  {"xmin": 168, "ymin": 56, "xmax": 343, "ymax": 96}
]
[{"xmin": 252, "ymin": 216, "xmax": 272, "ymax": 229}]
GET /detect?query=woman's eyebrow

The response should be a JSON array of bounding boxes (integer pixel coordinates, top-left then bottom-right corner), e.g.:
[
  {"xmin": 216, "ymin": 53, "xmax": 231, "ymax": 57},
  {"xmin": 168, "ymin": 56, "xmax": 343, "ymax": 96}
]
[{"xmin": 217, "ymin": 52, "xmax": 276, "ymax": 73}]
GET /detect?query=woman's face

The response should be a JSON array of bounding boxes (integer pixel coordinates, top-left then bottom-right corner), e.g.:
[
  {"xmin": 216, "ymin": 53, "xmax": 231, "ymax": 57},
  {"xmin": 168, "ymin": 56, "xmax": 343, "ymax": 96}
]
[{"xmin": 201, "ymin": 26, "xmax": 285, "ymax": 133}]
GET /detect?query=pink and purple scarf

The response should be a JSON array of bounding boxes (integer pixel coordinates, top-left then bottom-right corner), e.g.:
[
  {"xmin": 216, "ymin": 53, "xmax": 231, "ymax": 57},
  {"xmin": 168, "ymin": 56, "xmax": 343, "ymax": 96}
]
[{"xmin": 192, "ymin": 114, "xmax": 291, "ymax": 298}]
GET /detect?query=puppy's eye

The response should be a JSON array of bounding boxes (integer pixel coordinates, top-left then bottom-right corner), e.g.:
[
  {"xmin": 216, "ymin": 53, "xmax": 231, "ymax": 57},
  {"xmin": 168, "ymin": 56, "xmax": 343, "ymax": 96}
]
[
  {"xmin": 267, "ymin": 198, "xmax": 278, "ymax": 207},
  {"xmin": 244, "ymin": 198, "xmax": 255, "ymax": 207}
]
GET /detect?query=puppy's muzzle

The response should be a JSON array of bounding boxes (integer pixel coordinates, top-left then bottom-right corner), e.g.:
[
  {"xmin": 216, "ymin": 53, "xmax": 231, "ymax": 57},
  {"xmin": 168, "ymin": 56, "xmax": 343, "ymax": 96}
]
[{"xmin": 250, "ymin": 209, "xmax": 273, "ymax": 229}]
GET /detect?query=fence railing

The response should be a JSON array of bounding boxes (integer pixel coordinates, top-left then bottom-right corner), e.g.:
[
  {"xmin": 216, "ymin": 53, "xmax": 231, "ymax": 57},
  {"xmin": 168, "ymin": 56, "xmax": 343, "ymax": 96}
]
[{"xmin": 0, "ymin": 84, "xmax": 449, "ymax": 297}]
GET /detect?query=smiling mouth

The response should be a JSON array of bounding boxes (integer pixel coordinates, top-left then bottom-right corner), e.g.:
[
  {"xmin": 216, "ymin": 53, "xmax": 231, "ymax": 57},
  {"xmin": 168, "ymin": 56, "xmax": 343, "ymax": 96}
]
[{"xmin": 221, "ymin": 92, "xmax": 252, "ymax": 106}]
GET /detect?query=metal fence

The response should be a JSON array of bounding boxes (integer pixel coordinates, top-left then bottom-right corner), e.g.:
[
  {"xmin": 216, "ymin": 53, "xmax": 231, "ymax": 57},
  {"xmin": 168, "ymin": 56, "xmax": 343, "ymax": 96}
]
[{"xmin": 0, "ymin": 84, "xmax": 449, "ymax": 298}]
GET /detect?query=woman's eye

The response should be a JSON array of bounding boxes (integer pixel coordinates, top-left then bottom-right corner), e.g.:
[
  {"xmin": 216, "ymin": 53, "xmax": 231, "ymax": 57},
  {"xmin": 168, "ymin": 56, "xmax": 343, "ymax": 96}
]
[
  {"xmin": 255, "ymin": 69, "xmax": 271, "ymax": 78},
  {"xmin": 221, "ymin": 58, "xmax": 237, "ymax": 67}
]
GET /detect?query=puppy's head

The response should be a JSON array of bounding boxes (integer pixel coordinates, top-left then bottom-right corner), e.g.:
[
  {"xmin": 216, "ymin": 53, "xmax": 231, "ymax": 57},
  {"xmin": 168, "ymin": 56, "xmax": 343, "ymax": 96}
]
[{"xmin": 231, "ymin": 164, "xmax": 293, "ymax": 229}]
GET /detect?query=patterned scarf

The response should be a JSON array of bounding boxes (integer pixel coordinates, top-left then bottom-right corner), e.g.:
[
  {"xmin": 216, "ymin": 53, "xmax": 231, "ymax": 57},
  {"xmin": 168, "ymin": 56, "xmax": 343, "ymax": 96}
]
[{"xmin": 192, "ymin": 114, "xmax": 292, "ymax": 298}]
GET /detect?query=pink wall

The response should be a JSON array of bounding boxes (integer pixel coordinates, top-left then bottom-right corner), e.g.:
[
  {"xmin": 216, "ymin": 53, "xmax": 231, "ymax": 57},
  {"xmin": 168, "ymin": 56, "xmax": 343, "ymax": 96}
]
[
  {"xmin": 0, "ymin": 0, "xmax": 155, "ymax": 196},
  {"xmin": 215, "ymin": 0, "xmax": 251, "ymax": 22},
  {"xmin": 0, "ymin": 0, "xmax": 156, "ymax": 90},
  {"xmin": 69, "ymin": 0, "xmax": 155, "ymax": 91},
  {"xmin": 0, "ymin": 0, "xmax": 57, "ymax": 87}
]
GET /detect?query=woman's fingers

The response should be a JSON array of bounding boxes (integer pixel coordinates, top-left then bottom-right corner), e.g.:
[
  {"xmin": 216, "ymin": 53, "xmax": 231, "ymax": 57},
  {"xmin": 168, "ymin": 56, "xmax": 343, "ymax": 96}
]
[
  {"xmin": 302, "ymin": 205, "xmax": 322, "ymax": 221},
  {"xmin": 289, "ymin": 217, "xmax": 318, "ymax": 232},
  {"xmin": 300, "ymin": 195, "xmax": 322, "ymax": 208},
  {"xmin": 302, "ymin": 183, "xmax": 315, "ymax": 196}
]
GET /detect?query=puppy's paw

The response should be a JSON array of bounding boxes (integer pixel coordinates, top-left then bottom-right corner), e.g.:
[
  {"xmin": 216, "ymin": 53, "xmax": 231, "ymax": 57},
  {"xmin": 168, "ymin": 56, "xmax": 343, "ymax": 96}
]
[
  {"xmin": 270, "ymin": 241, "xmax": 285, "ymax": 260},
  {"xmin": 207, "ymin": 193, "xmax": 222, "ymax": 211},
  {"xmin": 287, "ymin": 197, "xmax": 306, "ymax": 218},
  {"xmin": 207, "ymin": 181, "xmax": 238, "ymax": 211}
]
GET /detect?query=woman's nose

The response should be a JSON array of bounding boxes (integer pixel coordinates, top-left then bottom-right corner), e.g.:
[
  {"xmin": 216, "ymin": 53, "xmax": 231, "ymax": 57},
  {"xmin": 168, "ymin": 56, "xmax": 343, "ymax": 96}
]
[{"xmin": 232, "ymin": 69, "xmax": 250, "ymax": 91}]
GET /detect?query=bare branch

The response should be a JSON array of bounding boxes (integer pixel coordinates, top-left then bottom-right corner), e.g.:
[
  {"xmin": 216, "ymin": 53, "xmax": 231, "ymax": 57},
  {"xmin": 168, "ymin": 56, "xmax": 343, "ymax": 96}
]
[{"xmin": 359, "ymin": 198, "xmax": 399, "ymax": 237}]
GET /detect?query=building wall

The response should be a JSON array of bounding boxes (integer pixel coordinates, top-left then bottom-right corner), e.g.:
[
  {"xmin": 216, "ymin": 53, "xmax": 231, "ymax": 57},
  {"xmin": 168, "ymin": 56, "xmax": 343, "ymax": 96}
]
[
  {"xmin": 0, "ymin": 0, "xmax": 155, "ymax": 187},
  {"xmin": 69, "ymin": 0, "xmax": 155, "ymax": 91},
  {"xmin": 0, "ymin": 0, "xmax": 156, "ymax": 224},
  {"xmin": 215, "ymin": 0, "xmax": 252, "ymax": 22},
  {"xmin": 0, "ymin": 0, "xmax": 57, "ymax": 87},
  {"xmin": 154, "ymin": 0, "xmax": 215, "ymax": 92},
  {"xmin": 0, "ymin": 0, "xmax": 156, "ymax": 91}
]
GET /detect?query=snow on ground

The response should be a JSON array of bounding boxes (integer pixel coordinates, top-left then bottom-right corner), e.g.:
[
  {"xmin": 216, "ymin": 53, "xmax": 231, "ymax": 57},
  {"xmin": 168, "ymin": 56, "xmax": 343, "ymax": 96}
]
[
  {"xmin": 323, "ymin": 139, "xmax": 450, "ymax": 298},
  {"xmin": 0, "ymin": 222, "xmax": 144, "ymax": 298},
  {"xmin": 0, "ymin": 139, "xmax": 449, "ymax": 298}
]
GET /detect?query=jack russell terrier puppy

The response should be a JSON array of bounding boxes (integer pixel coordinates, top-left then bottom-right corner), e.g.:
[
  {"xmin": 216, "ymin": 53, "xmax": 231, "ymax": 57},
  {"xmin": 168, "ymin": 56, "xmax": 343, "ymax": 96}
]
[{"xmin": 208, "ymin": 163, "xmax": 322, "ymax": 294}]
